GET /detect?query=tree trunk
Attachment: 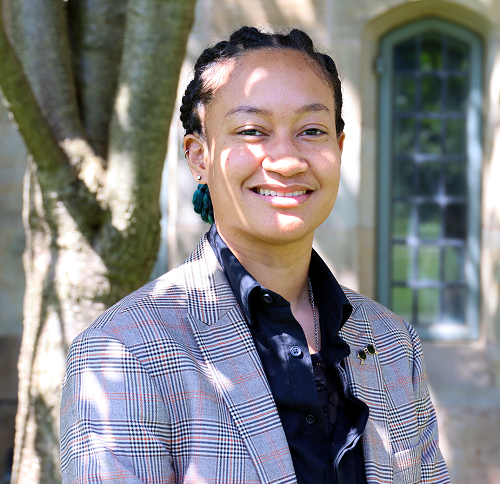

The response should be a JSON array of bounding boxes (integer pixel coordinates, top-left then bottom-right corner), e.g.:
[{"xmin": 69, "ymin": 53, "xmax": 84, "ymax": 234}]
[
  {"xmin": 15, "ymin": 159, "xmax": 113, "ymax": 483},
  {"xmin": 0, "ymin": 0, "xmax": 197, "ymax": 482}
]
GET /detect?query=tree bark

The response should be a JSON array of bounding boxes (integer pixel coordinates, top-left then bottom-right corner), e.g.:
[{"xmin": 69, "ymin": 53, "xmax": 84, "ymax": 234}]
[{"xmin": 0, "ymin": 0, "xmax": 197, "ymax": 482}]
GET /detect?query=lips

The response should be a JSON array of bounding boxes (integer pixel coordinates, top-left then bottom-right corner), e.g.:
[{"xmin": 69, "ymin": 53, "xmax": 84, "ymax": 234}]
[{"xmin": 256, "ymin": 188, "xmax": 308, "ymax": 197}]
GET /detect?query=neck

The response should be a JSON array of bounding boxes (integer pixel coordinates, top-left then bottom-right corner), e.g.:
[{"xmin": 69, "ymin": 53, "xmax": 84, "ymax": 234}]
[
  {"xmin": 217, "ymin": 228, "xmax": 313, "ymax": 303},
  {"xmin": 216, "ymin": 225, "xmax": 320, "ymax": 352}
]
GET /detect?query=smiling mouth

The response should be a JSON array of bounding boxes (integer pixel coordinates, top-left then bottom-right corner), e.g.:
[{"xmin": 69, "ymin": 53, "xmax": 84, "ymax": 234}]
[{"xmin": 254, "ymin": 188, "xmax": 309, "ymax": 197}]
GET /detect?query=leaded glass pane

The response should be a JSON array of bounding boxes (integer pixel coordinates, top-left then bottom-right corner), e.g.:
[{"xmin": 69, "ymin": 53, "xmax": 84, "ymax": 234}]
[
  {"xmin": 393, "ymin": 245, "xmax": 412, "ymax": 281},
  {"xmin": 447, "ymin": 39, "xmax": 469, "ymax": 70},
  {"xmin": 418, "ymin": 161, "xmax": 441, "ymax": 196},
  {"xmin": 395, "ymin": 75, "xmax": 416, "ymax": 111},
  {"xmin": 393, "ymin": 159, "xmax": 414, "ymax": 197},
  {"xmin": 418, "ymin": 246, "xmax": 440, "ymax": 280},
  {"xmin": 418, "ymin": 288, "xmax": 440, "ymax": 324},
  {"xmin": 421, "ymin": 75, "xmax": 442, "ymax": 111},
  {"xmin": 421, "ymin": 33, "xmax": 443, "ymax": 71},
  {"xmin": 395, "ymin": 38, "xmax": 417, "ymax": 70},
  {"xmin": 445, "ymin": 118, "xmax": 466, "ymax": 154},
  {"xmin": 418, "ymin": 203, "xmax": 441, "ymax": 239},
  {"xmin": 394, "ymin": 117, "xmax": 416, "ymax": 154},
  {"xmin": 392, "ymin": 287, "xmax": 413, "ymax": 321},
  {"xmin": 419, "ymin": 119, "xmax": 442, "ymax": 154},
  {"xmin": 445, "ymin": 162, "xmax": 466, "ymax": 196},
  {"xmin": 444, "ymin": 246, "xmax": 464, "ymax": 282},
  {"xmin": 444, "ymin": 204, "xmax": 466, "ymax": 239},
  {"xmin": 392, "ymin": 201, "xmax": 412, "ymax": 238},
  {"xmin": 447, "ymin": 76, "xmax": 467, "ymax": 111},
  {"xmin": 442, "ymin": 287, "xmax": 466, "ymax": 323}
]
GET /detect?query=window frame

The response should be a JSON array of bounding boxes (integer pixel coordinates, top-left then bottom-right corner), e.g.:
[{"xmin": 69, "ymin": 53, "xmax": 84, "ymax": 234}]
[{"xmin": 376, "ymin": 18, "xmax": 482, "ymax": 339}]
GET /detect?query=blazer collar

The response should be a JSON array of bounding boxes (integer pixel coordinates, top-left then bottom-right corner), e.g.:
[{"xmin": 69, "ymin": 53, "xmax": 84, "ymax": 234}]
[
  {"xmin": 183, "ymin": 234, "xmax": 297, "ymax": 483},
  {"xmin": 340, "ymin": 289, "xmax": 393, "ymax": 478},
  {"xmin": 182, "ymin": 234, "xmax": 241, "ymax": 325}
]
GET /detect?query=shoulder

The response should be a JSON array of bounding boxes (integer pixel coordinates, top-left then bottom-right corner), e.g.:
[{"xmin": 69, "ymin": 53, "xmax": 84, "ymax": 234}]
[
  {"xmin": 340, "ymin": 286, "xmax": 421, "ymax": 359},
  {"xmin": 342, "ymin": 286, "xmax": 410, "ymax": 330},
  {"xmin": 84, "ymin": 264, "xmax": 189, "ymax": 333},
  {"xmin": 72, "ymin": 233, "xmax": 222, "ymax": 346}
]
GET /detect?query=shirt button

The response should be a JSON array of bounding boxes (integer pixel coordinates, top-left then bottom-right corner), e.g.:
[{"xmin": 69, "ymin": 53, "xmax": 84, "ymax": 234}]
[
  {"xmin": 305, "ymin": 414, "xmax": 316, "ymax": 425},
  {"xmin": 262, "ymin": 293, "xmax": 273, "ymax": 304},
  {"xmin": 290, "ymin": 346, "xmax": 303, "ymax": 357}
]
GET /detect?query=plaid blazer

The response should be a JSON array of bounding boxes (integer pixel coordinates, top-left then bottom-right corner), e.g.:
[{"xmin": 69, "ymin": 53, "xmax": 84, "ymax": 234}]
[{"xmin": 61, "ymin": 234, "xmax": 449, "ymax": 484}]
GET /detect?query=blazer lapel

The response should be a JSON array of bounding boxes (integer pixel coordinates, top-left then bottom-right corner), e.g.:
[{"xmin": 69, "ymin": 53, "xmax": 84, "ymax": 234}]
[
  {"xmin": 184, "ymin": 236, "xmax": 297, "ymax": 484},
  {"xmin": 339, "ymin": 298, "xmax": 394, "ymax": 483}
]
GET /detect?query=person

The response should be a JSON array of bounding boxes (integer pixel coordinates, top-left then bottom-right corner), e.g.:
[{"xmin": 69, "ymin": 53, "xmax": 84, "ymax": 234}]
[{"xmin": 60, "ymin": 26, "xmax": 450, "ymax": 484}]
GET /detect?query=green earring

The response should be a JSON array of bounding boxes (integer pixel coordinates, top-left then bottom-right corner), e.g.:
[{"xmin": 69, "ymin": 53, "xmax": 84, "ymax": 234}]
[{"xmin": 192, "ymin": 184, "xmax": 214, "ymax": 224}]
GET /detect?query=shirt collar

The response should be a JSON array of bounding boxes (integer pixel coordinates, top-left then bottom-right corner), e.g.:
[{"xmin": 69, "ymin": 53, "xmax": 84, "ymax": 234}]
[
  {"xmin": 207, "ymin": 224, "xmax": 352, "ymax": 338},
  {"xmin": 207, "ymin": 224, "xmax": 259, "ymax": 324}
]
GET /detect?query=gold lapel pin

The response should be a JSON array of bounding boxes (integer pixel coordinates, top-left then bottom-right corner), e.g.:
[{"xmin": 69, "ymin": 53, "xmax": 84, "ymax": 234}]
[{"xmin": 357, "ymin": 344, "xmax": 378, "ymax": 364}]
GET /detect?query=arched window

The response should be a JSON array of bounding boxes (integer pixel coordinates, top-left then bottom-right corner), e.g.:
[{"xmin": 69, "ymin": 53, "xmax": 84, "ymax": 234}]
[{"xmin": 377, "ymin": 18, "xmax": 482, "ymax": 339}]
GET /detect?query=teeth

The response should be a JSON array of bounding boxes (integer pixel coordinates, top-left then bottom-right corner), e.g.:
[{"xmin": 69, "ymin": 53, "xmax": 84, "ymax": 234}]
[{"xmin": 257, "ymin": 189, "xmax": 306, "ymax": 197}]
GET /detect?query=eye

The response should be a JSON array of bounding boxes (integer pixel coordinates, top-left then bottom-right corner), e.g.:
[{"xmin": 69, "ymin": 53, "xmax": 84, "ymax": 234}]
[
  {"xmin": 237, "ymin": 128, "xmax": 266, "ymax": 136},
  {"xmin": 300, "ymin": 127, "xmax": 327, "ymax": 136}
]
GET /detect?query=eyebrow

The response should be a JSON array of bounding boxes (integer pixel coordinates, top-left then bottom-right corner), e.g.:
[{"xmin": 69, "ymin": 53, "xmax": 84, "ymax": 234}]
[
  {"xmin": 296, "ymin": 103, "xmax": 331, "ymax": 115},
  {"xmin": 225, "ymin": 105, "xmax": 272, "ymax": 117},
  {"xmin": 225, "ymin": 103, "xmax": 331, "ymax": 118}
]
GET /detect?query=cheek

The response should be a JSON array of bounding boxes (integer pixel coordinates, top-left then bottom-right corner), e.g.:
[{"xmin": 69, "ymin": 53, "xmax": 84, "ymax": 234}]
[
  {"xmin": 228, "ymin": 144, "xmax": 263, "ymax": 164},
  {"xmin": 319, "ymin": 155, "xmax": 341, "ymax": 184},
  {"xmin": 211, "ymin": 146, "xmax": 261, "ymax": 181},
  {"xmin": 331, "ymin": 169, "xmax": 341, "ymax": 193},
  {"xmin": 247, "ymin": 144, "xmax": 266, "ymax": 159}
]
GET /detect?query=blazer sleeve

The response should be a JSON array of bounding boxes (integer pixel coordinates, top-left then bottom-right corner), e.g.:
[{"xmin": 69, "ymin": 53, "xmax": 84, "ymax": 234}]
[
  {"xmin": 405, "ymin": 322, "xmax": 450, "ymax": 484},
  {"xmin": 60, "ymin": 327, "xmax": 174, "ymax": 484}
]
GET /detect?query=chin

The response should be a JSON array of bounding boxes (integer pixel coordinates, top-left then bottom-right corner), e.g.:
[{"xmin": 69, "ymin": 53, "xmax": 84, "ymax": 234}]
[{"xmin": 253, "ymin": 217, "xmax": 315, "ymax": 244}]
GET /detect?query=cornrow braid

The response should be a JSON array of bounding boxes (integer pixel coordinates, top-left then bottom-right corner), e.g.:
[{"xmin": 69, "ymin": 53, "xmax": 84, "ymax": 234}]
[{"xmin": 181, "ymin": 26, "xmax": 345, "ymax": 224}]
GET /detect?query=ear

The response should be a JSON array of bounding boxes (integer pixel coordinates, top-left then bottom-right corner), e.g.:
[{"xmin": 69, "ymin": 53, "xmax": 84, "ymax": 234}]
[
  {"xmin": 337, "ymin": 132, "xmax": 345, "ymax": 155},
  {"xmin": 184, "ymin": 134, "xmax": 208, "ymax": 183}
]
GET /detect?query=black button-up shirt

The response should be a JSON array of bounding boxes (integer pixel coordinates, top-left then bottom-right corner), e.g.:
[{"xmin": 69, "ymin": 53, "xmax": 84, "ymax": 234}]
[{"xmin": 208, "ymin": 225, "xmax": 368, "ymax": 484}]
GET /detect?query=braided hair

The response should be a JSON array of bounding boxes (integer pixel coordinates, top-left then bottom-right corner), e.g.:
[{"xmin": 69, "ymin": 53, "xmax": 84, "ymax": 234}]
[{"xmin": 181, "ymin": 26, "xmax": 344, "ymax": 224}]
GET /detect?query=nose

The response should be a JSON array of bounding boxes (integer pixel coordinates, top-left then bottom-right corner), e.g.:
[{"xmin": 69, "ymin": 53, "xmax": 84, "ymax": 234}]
[{"xmin": 261, "ymin": 135, "xmax": 308, "ymax": 177}]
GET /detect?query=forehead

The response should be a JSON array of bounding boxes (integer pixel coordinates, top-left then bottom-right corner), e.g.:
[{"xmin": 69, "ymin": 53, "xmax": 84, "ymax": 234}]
[{"xmin": 203, "ymin": 49, "xmax": 335, "ymax": 116}]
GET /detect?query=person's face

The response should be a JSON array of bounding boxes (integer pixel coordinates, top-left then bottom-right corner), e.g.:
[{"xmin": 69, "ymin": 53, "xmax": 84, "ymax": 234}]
[{"xmin": 186, "ymin": 49, "xmax": 344, "ymax": 249}]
